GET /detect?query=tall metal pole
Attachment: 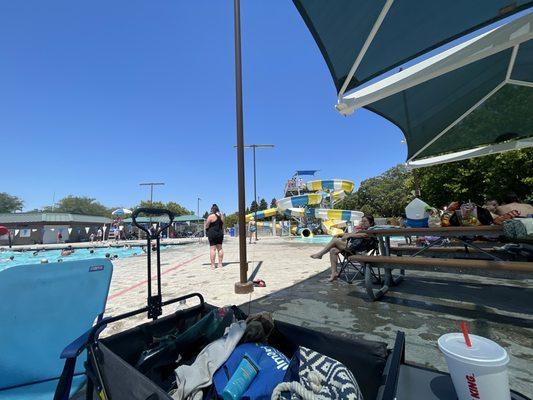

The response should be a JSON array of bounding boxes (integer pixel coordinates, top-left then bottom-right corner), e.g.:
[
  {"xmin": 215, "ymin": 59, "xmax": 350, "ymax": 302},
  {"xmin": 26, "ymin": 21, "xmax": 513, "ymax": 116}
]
[
  {"xmin": 233, "ymin": 143, "xmax": 275, "ymax": 242},
  {"xmin": 140, "ymin": 182, "xmax": 165, "ymax": 240},
  {"xmin": 233, "ymin": 0, "xmax": 253, "ymax": 294},
  {"xmin": 139, "ymin": 182, "xmax": 165, "ymax": 204},
  {"xmin": 197, "ymin": 197, "xmax": 200, "ymax": 220},
  {"xmin": 252, "ymin": 145, "xmax": 258, "ymax": 241},
  {"xmin": 197, "ymin": 196, "xmax": 202, "ymax": 241}
]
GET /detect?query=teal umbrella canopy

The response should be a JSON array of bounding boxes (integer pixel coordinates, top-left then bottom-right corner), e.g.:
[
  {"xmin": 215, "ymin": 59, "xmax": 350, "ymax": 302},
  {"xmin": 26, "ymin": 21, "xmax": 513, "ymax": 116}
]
[
  {"xmin": 293, "ymin": 0, "xmax": 532, "ymax": 95},
  {"xmin": 293, "ymin": 1, "xmax": 533, "ymax": 166}
]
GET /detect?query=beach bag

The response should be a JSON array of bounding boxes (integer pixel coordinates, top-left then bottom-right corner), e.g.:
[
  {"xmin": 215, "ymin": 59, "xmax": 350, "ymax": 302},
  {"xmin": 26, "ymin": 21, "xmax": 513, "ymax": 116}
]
[
  {"xmin": 210, "ymin": 343, "xmax": 289, "ymax": 399},
  {"xmin": 135, "ymin": 306, "xmax": 243, "ymax": 388},
  {"xmin": 272, "ymin": 347, "xmax": 364, "ymax": 400}
]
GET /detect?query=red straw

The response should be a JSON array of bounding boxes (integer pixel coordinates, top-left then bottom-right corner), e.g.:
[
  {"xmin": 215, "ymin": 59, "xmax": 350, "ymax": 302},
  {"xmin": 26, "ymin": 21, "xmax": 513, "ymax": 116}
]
[{"xmin": 461, "ymin": 321, "xmax": 472, "ymax": 347}]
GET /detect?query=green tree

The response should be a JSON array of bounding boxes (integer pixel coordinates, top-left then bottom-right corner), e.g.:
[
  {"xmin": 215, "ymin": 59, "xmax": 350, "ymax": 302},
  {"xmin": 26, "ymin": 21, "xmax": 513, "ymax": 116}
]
[
  {"xmin": 0, "ymin": 193, "xmax": 24, "ymax": 213},
  {"xmin": 44, "ymin": 196, "xmax": 111, "ymax": 217},
  {"xmin": 416, "ymin": 148, "xmax": 533, "ymax": 207},
  {"xmin": 270, "ymin": 198, "xmax": 277, "ymax": 208},
  {"xmin": 137, "ymin": 200, "xmax": 192, "ymax": 216},
  {"xmin": 202, "ymin": 211, "xmax": 209, "ymax": 219},
  {"xmin": 166, "ymin": 201, "xmax": 192, "ymax": 216},
  {"xmin": 337, "ymin": 165, "xmax": 414, "ymax": 217},
  {"xmin": 336, "ymin": 149, "xmax": 533, "ymax": 218},
  {"xmin": 250, "ymin": 200, "xmax": 258, "ymax": 213},
  {"xmin": 259, "ymin": 198, "xmax": 268, "ymax": 210},
  {"xmin": 224, "ymin": 213, "xmax": 239, "ymax": 228}
]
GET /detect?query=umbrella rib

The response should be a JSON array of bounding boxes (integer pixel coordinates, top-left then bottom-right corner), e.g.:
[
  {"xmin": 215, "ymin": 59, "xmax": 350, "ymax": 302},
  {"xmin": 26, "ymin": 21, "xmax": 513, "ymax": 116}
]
[
  {"xmin": 407, "ymin": 137, "xmax": 533, "ymax": 168},
  {"xmin": 505, "ymin": 45, "xmax": 519, "ymax": 80},
  {"xmin": 338, "ymin": 0, "xmax": 395, "ymax": 98},
  {"xmin": 407, "ymin": 80, "xmax": 507, "ymax": 162},
  {"xmin": 507, "ymin": 79, "xmax": 533, "ymax": 87}
]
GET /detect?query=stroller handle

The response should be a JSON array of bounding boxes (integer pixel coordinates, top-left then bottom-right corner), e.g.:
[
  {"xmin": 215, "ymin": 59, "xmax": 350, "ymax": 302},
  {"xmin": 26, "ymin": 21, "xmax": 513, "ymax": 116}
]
[{"xmin": 132, "ymin": 208, "xmax": 175, "ymax": 237}]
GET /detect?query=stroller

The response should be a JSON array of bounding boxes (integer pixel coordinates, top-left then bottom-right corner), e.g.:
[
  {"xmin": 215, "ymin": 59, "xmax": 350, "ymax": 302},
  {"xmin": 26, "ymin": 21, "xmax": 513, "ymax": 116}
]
[{"xmin": 53, "ymin": 208, "xmax": 529, "ymax": 400}]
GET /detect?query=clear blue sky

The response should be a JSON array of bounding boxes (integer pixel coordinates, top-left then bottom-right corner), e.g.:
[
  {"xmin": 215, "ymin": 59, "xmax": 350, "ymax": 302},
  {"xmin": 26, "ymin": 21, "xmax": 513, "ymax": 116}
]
[{"xmin": 1, "ymin": 1, "xmax": 406, "ymax": 215}]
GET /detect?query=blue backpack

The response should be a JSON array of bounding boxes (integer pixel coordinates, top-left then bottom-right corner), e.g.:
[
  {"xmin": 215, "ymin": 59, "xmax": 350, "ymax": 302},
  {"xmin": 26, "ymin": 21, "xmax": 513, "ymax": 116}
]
[{"xmin": 212, "ymin": 343, "xmax": 289, "ymax": 399}]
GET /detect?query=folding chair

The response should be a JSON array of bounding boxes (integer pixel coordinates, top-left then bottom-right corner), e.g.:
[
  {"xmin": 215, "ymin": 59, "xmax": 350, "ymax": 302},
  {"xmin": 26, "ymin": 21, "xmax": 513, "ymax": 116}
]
[
  {"xmin": 337, "ymin": 241, "xmax": 379, "ymax": 284},
  {"xmin": 0, "ymin": 258, "xmax": 113, "ymax": 400}
]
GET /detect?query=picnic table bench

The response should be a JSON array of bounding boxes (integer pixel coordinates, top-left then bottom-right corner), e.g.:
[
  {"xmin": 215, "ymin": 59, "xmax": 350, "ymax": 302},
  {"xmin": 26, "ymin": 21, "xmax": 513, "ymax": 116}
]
[{"xmin": 349, "ymin": 226, "xmax": 533, "ymax": 301}]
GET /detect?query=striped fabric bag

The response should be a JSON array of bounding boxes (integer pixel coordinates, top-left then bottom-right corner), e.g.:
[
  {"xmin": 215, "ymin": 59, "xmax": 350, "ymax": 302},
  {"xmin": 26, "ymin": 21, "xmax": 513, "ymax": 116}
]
[{"xmin": 272, "ymin": 346, "xmax": 364, "ymax": 400}]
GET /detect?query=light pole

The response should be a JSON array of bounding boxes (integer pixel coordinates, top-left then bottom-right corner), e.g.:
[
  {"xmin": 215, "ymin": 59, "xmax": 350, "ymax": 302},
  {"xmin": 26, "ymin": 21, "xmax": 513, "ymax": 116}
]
[
  {"xmin": 197, "ymin": 196, "xmax": 202, "ymax": 241},
  {"xmin": 139, "ymin": 182, "xmax": 165, "ymax": 204},
  {"xmin": 139, "ymin": 182, "xmax": 165, "ymax": 239},
  {"xmin": 234, "ymin": 144, "xmax": 275, "ymax": 241},
  {"xmin": 233, "ymin": 0, "xmax": 253, "ymax": 295}
]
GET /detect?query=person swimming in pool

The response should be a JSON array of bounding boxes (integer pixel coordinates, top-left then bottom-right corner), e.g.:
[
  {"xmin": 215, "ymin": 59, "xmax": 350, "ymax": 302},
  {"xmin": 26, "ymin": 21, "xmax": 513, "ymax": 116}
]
[
  {"xmin": 61, "ymin": 246, "xmax": 75, "ymax": 257},
  {"xmin": 0, "ymin": 255, "xmax": 15, "ymax": 263}
]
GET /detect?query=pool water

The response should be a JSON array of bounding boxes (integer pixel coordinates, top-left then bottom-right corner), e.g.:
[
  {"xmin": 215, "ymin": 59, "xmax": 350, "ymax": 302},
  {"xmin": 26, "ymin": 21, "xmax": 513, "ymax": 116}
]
[
  {"xmin": 0, "ymin": 246, "xmax": 153, "ymax": 270},
  {"xmin": 293, "ymin": 235, "xmax": 333, "ymax": 244}
]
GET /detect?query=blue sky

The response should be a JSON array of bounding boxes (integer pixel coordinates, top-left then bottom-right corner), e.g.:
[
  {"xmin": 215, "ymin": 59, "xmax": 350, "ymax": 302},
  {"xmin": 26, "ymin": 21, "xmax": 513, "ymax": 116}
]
[{"xmin": 1, "ymin": 1, "xmax": 406, "ymax": 215}]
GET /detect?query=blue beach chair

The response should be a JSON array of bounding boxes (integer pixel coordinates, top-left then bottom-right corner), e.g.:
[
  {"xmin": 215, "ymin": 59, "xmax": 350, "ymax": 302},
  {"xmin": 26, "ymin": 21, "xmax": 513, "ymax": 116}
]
[{"xmin": 0, "ymin": 259, "xmax": 113, "ymax": 400}]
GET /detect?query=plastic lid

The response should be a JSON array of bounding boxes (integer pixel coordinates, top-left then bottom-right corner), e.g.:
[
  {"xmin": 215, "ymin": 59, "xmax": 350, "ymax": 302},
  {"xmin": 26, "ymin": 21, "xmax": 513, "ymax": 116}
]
[{"xmin": 438, "ymin": 333, "xmax": 509, "ymax": 367}]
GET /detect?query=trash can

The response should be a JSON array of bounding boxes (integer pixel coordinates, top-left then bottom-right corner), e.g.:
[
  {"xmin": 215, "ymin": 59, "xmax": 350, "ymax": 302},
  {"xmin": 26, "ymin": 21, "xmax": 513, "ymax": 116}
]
[{"xmin": 229, "ymin": 227, "xmax": 235, "ymax": 237}]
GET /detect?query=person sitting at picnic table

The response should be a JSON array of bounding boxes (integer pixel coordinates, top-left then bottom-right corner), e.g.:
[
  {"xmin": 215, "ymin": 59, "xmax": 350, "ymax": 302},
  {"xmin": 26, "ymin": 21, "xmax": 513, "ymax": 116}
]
[
  {"xmin": 311, "ymin": 215, "xmax": 376, "ymax": 282},
  {"xmin": 497, "ymin": 193, "xmax": 533, "ymax": 218}
]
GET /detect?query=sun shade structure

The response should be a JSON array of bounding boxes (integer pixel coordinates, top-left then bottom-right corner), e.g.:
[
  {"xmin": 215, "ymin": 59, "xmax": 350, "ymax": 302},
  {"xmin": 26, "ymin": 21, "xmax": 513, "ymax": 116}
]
[
  {"xmin": 293, "ymin": 0, "xmax": 532, "ymax": 96},
  {"xmin": 293, "ymin": 1, "xmax": 533, "ymax": 167},
  {"xmin": 340, "ymin": 11, "xmax": 533, "ymax": 166}
]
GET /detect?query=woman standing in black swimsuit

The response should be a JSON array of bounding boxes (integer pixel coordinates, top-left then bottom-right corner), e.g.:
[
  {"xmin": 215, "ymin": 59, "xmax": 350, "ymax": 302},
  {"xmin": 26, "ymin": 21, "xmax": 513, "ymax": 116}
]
[{"xmin": 205, "ymin": 204, "xmax": 224, "ymax": 269}]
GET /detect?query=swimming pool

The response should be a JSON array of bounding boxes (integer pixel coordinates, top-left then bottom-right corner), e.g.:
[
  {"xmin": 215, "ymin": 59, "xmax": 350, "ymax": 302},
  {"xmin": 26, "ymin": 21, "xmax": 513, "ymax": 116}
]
[
  {"xmin": 292, "ymin": 235, "xmax": 333, "ymax": 244},
  {"xmin": 0, "ymin": 246, "xmax": 151, "ymax": 270}
]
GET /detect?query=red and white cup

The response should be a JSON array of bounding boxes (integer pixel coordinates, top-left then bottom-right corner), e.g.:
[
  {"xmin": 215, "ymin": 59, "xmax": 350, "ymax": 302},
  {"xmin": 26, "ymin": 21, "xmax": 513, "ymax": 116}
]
[{"xmin": 438, "ymin": 333, "xmax": 510, "ymax": 400}]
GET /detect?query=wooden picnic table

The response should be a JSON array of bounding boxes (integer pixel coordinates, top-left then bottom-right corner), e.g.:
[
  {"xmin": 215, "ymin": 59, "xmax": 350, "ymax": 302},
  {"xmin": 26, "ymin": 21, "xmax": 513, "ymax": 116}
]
[
  {"xmin": 363, "ymin": 225, "xmax": 503, "ymax": 238},
  {"xmin": 352, "ymin": 225, "xmax": 513, "ymax": 300},
  {"xmin": 362, "ymin": 225, "xmax": 504, "ymax": 259}
]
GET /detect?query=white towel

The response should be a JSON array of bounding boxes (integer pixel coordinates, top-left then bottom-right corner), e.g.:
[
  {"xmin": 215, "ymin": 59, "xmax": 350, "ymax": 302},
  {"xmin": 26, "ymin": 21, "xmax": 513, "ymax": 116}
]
[{"xmin": 173, "ymin": 320, "xmax": 246, "ymax": 400}]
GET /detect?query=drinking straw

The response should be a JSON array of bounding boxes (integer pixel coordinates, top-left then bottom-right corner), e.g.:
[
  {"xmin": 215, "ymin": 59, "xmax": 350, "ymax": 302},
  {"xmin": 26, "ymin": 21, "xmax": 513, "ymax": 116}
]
[{"xmin": 461, "ymin": 321, "xmax": 472, "ymax": 347}]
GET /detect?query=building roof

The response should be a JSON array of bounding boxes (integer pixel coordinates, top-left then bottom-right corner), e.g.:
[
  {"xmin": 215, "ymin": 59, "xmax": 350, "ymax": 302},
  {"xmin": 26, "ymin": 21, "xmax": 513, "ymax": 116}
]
[
  {"xmin": 174, "ymin": 215, "xmax": 204, "ymax": 222},
  {"xmin": 122, "ymin": 215, "xmax": 204, "ymax": 224},
  {"xmin": 0, "ymin": 212, "xmax": 112, "ymax": 224}
]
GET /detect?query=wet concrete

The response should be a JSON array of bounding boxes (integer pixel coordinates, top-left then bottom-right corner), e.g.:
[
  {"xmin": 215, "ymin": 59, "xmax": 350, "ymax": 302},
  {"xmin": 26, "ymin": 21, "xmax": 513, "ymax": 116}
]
[{"xmin": 243, "ymin": 263, "xmax": 533, "ymax": 397}]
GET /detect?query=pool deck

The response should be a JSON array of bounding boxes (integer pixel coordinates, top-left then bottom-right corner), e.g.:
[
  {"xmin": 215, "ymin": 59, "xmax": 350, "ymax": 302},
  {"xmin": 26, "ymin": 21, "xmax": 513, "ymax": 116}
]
[{"xmin": 68, "ymin": 236, "xmax": 531, "ymax": 396}]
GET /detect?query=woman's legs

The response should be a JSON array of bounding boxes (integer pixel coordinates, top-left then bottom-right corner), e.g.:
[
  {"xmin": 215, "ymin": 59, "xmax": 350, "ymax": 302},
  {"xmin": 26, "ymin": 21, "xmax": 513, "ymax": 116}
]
[
  {"xmin": 209, "ymin": 245, "xmax": 216, "ymax": 268},
  {"xmin": 310, "ymin": 237, "xmax": 347, "ymax": 259},
  {"xmin": 329, "ymin": 248, "xmax": 341, "ymax": 281},
  {"xmin": 216, "ymin": 244, "xmax": 224, "ymax": 268}
]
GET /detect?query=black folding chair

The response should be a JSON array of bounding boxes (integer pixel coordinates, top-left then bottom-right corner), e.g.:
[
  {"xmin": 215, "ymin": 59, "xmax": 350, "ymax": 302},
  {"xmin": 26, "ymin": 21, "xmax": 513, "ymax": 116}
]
[{"xmin": 337, "ymin": 240, "xmax": 380, "ymax": 284}]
